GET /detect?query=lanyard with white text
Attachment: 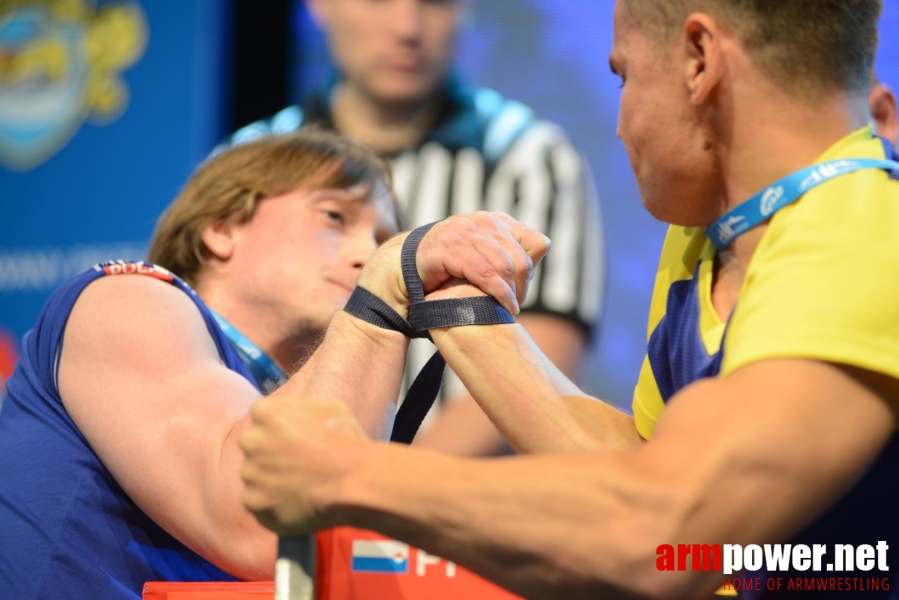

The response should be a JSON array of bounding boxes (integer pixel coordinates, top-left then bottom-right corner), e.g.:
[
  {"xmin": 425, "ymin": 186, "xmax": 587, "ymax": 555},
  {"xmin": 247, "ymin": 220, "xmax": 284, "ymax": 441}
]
[
  {"xmin": 707, "ymin": 158, "xmax": 899, "ymax": 251},
  {"xmin": 210, "ymin": 311, "xmax": 287, "ymax": 394}
]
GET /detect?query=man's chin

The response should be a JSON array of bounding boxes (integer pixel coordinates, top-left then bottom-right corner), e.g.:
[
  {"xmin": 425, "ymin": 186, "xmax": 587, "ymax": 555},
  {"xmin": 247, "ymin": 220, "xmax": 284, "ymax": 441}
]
[
  {"xmin": 367, "ymin": 78, "xmax": 437, "ymax": 107},
  {"xmin": 640, "ymin": 191, "xmax": 714, "ymax": 228}
]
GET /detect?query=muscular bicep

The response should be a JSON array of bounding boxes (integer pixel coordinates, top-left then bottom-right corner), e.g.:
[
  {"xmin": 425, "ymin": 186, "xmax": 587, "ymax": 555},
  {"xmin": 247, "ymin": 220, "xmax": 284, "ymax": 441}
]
[
  {"xmin": 644, "ymin": 359, "xmax": 897, "ymax": 548},
  {"xmin": 58, "ymin": 275, "xmax": 273, "ymax": 578}
]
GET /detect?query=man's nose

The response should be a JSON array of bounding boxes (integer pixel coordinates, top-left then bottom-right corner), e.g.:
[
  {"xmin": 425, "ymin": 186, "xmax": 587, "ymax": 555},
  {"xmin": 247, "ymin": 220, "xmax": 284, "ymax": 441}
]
[
  {"xmin": 347, "ymin": 232, "xmax": 379, "ymax": 275},
  {"xmin": 390, "ymin": 0, "xmax": 424, "ymax": 43}
]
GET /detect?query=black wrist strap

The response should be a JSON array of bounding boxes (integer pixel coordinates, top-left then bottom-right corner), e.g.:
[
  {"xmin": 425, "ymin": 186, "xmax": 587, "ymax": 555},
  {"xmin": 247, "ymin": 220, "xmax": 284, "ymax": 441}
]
[
  {"xmin": 344, "ymin": 222, "xmax": 514, "ymax": 444},
  {"xmin": 343, "ymin": 286, "xmax": 418, "ymax": 339}
]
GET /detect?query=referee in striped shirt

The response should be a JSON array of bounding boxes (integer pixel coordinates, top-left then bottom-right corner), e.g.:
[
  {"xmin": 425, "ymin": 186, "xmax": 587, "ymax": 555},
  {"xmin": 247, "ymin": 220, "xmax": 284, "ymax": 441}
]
[{"xmin": 223, "ymin": 0, "xmax": 605, "ymax": 456}]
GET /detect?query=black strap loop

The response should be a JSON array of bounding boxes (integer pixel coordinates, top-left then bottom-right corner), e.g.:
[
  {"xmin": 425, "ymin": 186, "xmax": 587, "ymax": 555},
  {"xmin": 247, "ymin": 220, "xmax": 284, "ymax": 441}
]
[
  {"xmin": 344, "ymin": 222, "xmax": 514, "ymax": 445},
  {"xmin": 390, "ymin": 351, "xmax": 447, "ymax": 444},
  {"xmin": 409, "ymin": 296, "xmax": 515, "ymax": 331},
  {"xmin": 344, "ymin": 286, "xmax": 420, "ymax": 339},
  {"xmin": 401, "ymin": 222, "xmax": 436, "ymax": 305}
]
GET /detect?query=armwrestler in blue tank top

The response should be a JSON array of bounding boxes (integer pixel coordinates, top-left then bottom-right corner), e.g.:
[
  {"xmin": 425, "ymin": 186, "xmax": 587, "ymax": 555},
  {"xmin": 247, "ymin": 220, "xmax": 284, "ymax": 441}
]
[{"xmin": 0, "ymin": 262, "xmax": 257, "ymax": 599}]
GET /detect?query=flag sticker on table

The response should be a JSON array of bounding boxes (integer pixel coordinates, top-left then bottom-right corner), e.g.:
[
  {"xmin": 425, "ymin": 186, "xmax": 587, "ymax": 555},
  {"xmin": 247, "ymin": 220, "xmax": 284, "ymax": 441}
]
[{"xmin": 351, "ymin": 539, "xmax": 410, "ymax": 574}]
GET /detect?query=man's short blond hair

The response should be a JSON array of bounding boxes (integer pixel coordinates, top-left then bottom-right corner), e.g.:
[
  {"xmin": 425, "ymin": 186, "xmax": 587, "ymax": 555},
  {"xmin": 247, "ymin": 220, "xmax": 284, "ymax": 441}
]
[
  {"xmin": 148, "ymin": 128, "xmax": 402, "ymax": 286},
  {"xmin": 621, "ymin": 0, "xmax": 881, "ymax": 99}
]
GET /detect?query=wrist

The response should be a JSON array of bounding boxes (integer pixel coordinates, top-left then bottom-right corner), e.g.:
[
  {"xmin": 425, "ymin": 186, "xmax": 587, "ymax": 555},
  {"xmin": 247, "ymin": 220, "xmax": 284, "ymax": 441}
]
[
  {"xmin": 355, "ymin": 234, "xmax": 409, "ymax": 316},
  {"xmin": 332, "ymin": 310, "xmax": 408, "ymax": 348},
  {"xmin": 429, "ymin": 319, "xmax": 521, "ymax": 354}
]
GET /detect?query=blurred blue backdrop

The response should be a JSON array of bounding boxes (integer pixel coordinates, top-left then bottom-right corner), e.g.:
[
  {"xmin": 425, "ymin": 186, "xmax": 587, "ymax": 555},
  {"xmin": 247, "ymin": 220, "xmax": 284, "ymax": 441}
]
[{"xmin": 1, "ymin": 0, "xmax": 897, "ymax": 406}]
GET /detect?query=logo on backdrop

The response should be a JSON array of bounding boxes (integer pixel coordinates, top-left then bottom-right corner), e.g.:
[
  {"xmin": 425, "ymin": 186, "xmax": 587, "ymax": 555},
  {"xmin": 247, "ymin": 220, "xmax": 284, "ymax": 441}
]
[{"xmin": 0, "ymin": 0, "xmax": 148, "ymax": 171}]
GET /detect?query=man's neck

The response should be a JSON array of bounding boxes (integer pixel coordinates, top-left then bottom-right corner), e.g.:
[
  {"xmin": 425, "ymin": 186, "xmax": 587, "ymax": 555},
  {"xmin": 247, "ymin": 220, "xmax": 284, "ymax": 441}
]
[
  {"xmin": 330, "ymin": 81, "xmax": 444, "ymax": 154},
  {"xmin": 196, "ymin": 282, "xmax": 321, "ymax": 375},
  {"xmin": 708, "ymin": 87, "xmax": 869, "ymax": 318},
  {"xmin": 713, "ymin": 87, "xmax": 869, "ymax": 269}
]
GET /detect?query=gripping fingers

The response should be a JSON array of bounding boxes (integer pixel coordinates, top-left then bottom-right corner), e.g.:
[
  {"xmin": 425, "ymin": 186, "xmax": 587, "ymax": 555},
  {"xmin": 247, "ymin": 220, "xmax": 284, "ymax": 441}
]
[
  {"xmin": 491, "ymin": 233, "xmax": 535, "ymax": 308},
  {"xmin": 416, "ymin": 213, "xmax": 549, "ymax": 312},
  {"xmin": 450, "ymin": 245, "xmax": 520, "ymax": 314},
  {"xmin": 473, "ymin": 213, "xmax": 543, "ymax": 307},
  {"xmin": 491, "ymin": 212, "xmax": 552, "ymax": 263}
]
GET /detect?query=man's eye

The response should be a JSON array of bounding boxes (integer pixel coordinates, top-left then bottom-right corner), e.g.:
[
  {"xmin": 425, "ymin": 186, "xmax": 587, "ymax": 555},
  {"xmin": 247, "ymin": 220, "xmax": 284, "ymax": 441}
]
[{"xmin": 324, "ymin": 210, "xmax": 344, "ymax": 224}]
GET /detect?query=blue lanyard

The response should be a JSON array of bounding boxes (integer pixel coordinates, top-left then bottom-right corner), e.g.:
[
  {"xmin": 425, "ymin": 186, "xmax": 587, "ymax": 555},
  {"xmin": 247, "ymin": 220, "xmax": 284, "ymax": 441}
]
[
  {"xmin": 707, "ymin": 158, "xmax": 899, "ymax": 251},
  {"xmin": 210, "ymin": 311, "xmax": 287, "ymax": 394}
]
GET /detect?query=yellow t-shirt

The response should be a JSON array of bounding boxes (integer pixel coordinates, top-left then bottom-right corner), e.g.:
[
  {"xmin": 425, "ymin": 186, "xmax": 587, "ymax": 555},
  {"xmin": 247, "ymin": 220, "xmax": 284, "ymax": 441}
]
[
  {"xmin": 633, "ymin": 127, "xmax": 899, "ymax": 439},
  {"xmin": 631, "ymin": 127, "xmax": 899, "ymax": 597}
]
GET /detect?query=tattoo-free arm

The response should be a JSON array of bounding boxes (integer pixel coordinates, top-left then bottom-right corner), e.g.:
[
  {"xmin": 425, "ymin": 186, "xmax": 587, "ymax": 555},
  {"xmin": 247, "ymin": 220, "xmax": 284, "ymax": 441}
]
[
  {"xmin": 412, "ymin": 313, "xmax": 593, "ymax": 456},
  {"xmin": 59, "ymin": 276, "xmax": 407, "ymax": 580},
  {"xmin": 327, "ymin": 359, "xmax": 896, "ymax": 598},
  {"xmin": 428, "ymin": 316, "xmax": 641, "ymax": 453}
]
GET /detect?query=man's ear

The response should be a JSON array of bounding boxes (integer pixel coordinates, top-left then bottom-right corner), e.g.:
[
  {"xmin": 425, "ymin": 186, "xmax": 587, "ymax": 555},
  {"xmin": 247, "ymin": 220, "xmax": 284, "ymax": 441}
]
[
  {"xmin": 305, "ymin": 0, "xmax": 329, "ymax": 30},
  {"xmin": 869, "ymin": 83, "xmax": 899, "ymax": 148},
  {"xmin": 201, "ymin": 219, "xmax": 239, "ymax": 263},
  {"xmin": 683, "ymin": 13, "xmax": 726, "ymax": 106}
]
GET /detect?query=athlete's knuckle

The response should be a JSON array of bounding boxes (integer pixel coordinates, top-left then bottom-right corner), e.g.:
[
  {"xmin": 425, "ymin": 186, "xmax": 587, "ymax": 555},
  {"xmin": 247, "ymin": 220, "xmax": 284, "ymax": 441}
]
[
  {"xmin": 475, "ymin": 261, "xmax": 498, "ymax": 281},
  {"xmin": 519, "ymin": 252, "xmax": 535, "ymax": 273},
  {"xmin": 495, "ymin": 256, "xmax": 516, "ymax": 277}
]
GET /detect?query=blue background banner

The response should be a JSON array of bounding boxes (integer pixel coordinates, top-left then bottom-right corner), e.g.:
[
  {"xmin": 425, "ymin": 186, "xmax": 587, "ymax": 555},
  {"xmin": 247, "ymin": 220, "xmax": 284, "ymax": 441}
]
[
  {"xmin": 0, "ymin": 0, "xmax": 228, "ymax": 393},
  {"xmin": 2, "ymin": 0, "xmax": 897, "ymax": 406}
]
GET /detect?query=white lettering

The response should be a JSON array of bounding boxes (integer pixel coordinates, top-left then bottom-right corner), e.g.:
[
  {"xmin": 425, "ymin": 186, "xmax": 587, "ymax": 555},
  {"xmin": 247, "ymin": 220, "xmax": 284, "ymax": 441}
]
[
  {"xmin": 813, "ymin": 544, "xmax": 826, "ymax": 571},
  {"xmin": 445, "ymin": 561, "xmax": 457, "ymax": 578},
  {"xmin": 792, "ymin": 545, "xmax": 811, "ymax": 571},
  {"xmin": 857, "ymin": 545, "xmax": 875, "ymax": 571},
  {"xmin": 724, "ymin": 544, "xmax": 742, "ymax": 575},
  {"xmin": 835, "ymin": 544, "xmax": 854, "ymax": 571},
  {"xmin": 764, "ymin": 544, "xmax": 791, "ymax": 571},
  {"xmin": 744, "ymin": 545, "xmax": 763, "ymax": 571},
  {"xmin": 876, "ymin": 541, "xmax": 889, "ymax": 571},
  {"xmin": 416, "ymin": 549, "xmax": 442, "ymax": 577},
  {"xmin": 760, "ymin": 186, "xmax": 784, "ymax": 216}
]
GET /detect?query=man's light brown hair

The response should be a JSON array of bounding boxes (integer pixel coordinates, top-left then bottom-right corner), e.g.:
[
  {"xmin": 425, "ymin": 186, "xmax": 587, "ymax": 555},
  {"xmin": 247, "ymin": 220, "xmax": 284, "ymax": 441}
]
[
  {"xmin": 621, "ymin": 0, "xmax": 882, "ymax": 98},
  {"xmin": 148, "ymin": 128, "xmax": 403, "ymax": 286}
]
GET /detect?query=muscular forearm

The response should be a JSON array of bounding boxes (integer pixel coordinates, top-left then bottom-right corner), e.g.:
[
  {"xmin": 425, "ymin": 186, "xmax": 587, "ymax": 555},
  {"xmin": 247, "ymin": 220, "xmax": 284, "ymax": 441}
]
[
  {"xmin": 276, "ymin": 311, "xmax": 408, "ymax": 440},
  {"xmin": 337, "ymin": 361, "xmax": 897, "ymax": 599},
  {"xmin": 413, "ymin": 313, "xmax": 592, "ymax": 457},
  {"xmin": 336, "ymin": 442, "xmax": 689, "ymax": 599},
  {"xmin": 430, "ymin": 323, "xmax": 640, "ymax": 452}
]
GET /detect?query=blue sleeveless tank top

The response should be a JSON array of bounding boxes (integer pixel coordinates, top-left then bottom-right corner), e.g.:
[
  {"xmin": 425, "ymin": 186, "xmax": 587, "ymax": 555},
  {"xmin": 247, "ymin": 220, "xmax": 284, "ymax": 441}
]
[{"xmin": 0, "ymin": 261, "xmax": 260, "ymax": 599}]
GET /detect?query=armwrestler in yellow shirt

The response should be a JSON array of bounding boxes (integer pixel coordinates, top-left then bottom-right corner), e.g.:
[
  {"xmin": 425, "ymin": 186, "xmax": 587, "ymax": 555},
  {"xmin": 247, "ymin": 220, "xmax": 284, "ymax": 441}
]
[
  {"xmin": 633, "ymin": 126, "xmax": 899, "ymax": 596},
  {"xmin": 237, "ymin": 2, "xmax": 899, "ymax": 598}
]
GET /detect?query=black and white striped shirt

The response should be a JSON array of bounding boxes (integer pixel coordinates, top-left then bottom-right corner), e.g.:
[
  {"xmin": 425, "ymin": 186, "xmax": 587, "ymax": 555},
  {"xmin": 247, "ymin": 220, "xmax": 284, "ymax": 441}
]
[{"xmin": 224, "ymin": 78, "xmax": 605, "ymax": 416}]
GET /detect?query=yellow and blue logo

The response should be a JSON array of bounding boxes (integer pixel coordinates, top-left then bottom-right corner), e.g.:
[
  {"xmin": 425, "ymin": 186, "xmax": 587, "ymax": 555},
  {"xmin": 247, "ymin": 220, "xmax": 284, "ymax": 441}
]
[{"xmin": 0, "ymin": 0, "xmax": 147, "ymax": 171}]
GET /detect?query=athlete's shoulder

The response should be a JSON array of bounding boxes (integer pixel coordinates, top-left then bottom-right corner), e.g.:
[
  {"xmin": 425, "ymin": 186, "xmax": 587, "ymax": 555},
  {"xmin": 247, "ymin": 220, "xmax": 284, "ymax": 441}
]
[
  {"xmin": 69, "ymin": 264, "xmax": 204, "ymax": 331},
  {"xmin": 764, "ymin": 130, "xmax": 899, "ymax": 258},
  {"xmin": 62, "ymin": 264, "xmax": 221, "ymax": 379}
]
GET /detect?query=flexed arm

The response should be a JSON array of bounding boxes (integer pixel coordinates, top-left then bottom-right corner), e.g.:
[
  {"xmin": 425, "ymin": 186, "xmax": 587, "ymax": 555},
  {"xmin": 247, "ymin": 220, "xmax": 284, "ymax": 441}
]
[{"xmin": 58, "ymin": 212, "xmax": 545, "ymax": 580}]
